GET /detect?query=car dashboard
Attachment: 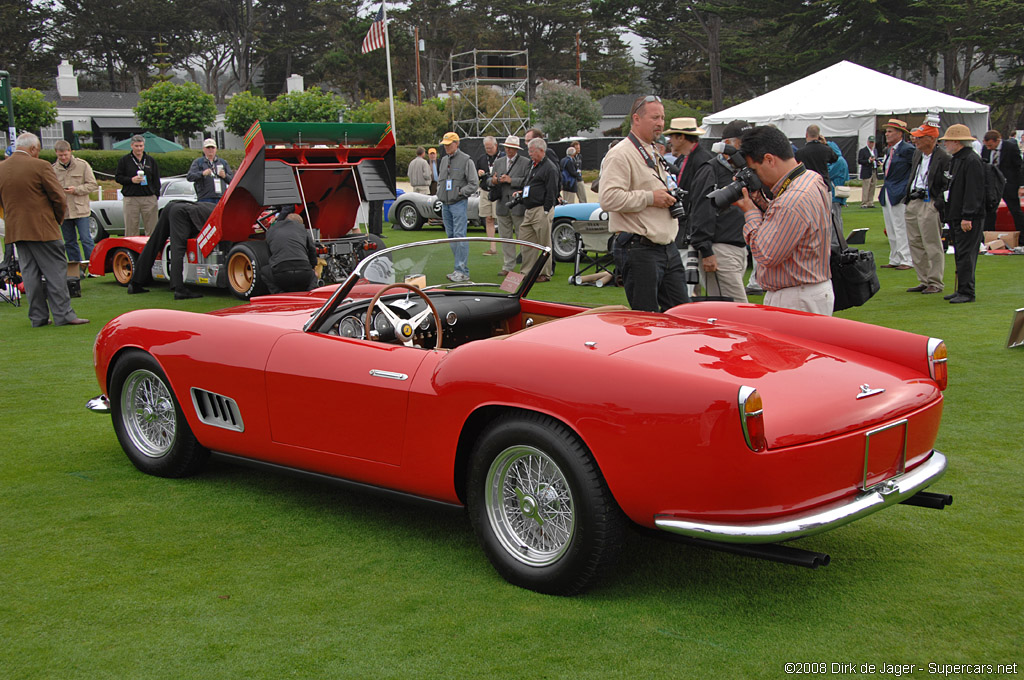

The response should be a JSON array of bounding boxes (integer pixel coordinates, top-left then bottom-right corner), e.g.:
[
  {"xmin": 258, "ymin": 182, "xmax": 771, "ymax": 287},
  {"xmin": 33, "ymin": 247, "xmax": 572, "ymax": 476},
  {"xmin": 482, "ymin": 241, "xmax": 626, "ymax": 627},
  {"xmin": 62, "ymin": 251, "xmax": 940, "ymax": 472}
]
[{"xmin": 321, "ymin": 290, "xmax": 522, "ymax": 349}]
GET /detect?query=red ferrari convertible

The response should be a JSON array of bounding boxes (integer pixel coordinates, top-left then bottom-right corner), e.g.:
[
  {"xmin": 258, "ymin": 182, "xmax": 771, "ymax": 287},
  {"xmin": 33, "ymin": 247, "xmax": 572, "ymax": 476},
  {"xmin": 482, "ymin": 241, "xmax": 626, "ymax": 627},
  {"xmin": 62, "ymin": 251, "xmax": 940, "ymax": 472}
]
[{"xmin": 89, "ymin": 237, "xmax": 952, "ymax": 594}]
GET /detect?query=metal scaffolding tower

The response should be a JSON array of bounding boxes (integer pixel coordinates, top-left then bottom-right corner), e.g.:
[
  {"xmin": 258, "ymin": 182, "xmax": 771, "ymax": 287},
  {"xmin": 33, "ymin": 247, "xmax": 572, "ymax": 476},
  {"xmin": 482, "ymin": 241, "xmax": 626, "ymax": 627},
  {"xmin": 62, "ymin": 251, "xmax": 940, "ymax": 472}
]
[{"xmin": 449, "ymin": 49, "xmax": 530, "ymax": 138}]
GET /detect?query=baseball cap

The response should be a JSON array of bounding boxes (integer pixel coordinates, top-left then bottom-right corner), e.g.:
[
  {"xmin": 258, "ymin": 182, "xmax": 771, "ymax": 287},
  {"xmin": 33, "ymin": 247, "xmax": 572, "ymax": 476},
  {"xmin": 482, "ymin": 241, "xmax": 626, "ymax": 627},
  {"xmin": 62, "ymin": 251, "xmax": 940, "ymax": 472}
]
[
  {"xmin": 203, "ymin": 138, "xmax": 217, "ymax": 148},
  {"xmin": 721, "ymin": 120, "xmax": 752, "ymax": 139},
  {"xmin": 440, "ymin": 132, "xmax": 460, "ymax": 145}
]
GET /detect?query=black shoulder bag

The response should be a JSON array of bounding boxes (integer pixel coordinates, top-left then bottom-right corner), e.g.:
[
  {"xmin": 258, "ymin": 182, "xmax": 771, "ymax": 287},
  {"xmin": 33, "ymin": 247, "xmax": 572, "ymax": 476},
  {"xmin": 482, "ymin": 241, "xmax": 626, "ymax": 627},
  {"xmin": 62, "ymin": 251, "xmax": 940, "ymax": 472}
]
[{"xmin": 830, "ymin": 212, "xmax": 880, "ymax": 311}]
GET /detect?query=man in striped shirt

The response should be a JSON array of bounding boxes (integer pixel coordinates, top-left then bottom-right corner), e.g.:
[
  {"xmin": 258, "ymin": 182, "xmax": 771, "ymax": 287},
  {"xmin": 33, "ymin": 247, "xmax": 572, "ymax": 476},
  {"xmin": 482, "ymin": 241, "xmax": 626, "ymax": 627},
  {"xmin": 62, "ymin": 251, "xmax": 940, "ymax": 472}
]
[{"xmin": 732, "ymin": 126, "xmax": 834, "ymax": 316}]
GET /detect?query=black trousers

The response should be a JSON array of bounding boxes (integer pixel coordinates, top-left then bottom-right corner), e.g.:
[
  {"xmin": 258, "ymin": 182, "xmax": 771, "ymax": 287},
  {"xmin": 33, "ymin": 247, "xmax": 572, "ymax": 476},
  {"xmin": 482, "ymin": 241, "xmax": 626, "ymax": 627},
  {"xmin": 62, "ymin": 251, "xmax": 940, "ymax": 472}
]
[
  {"xmin": 266, "ymin": 267, "xmax": 316, "ymax": 294},
  {"xmin": 131, "ymin": 202, "xmax": 215, "ymax": 290},
  {"xmin": 951, "ymin": 218, "xmax": 984, "ymax": 298},
  {"xmin": 616, "ymin": 235, "xmax": 690, "ymax": 312},
  {"xmin": 983, "ymin": 184, "xmax": 1024, "ymax": 231}
]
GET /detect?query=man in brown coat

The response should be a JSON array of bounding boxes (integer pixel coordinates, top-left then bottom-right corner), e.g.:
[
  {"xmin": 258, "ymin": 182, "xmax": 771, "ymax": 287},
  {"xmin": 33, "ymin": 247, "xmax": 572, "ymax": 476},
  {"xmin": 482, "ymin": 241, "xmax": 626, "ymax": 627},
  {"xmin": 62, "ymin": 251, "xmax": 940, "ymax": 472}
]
[{"xmin": 0, "ymin": 133, "xmax": 89, "ymax": 326}]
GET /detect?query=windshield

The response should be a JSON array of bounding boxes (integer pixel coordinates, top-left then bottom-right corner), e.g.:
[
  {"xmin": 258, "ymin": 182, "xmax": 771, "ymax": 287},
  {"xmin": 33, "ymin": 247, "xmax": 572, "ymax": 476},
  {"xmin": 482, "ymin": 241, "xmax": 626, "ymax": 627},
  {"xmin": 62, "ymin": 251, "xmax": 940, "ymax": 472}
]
[{"xmin": 307, "ymin": 237, "xmax": 549, "ymax": 329}]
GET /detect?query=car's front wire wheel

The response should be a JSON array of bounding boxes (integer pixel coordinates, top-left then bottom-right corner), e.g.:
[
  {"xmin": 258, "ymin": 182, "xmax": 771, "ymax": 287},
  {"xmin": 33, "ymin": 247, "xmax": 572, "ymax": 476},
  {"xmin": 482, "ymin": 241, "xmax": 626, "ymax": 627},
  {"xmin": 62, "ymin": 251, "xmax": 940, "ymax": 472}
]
[
  {"xmin": 467, "ymin": 413, "xmax": 626, "ymax": 595},
  {"xmin": 397, "ymin": 202, "xmax": 424, "ymax": 230},
  {"xmin": 110, "ymin": 350, "xmax": 208, "ymax": 478}
]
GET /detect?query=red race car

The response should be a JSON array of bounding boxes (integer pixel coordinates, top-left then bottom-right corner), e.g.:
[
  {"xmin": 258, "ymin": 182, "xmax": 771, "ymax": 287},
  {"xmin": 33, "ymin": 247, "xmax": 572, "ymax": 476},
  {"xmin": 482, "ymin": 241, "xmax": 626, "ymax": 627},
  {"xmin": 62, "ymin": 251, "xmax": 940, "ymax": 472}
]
[{"xmin": 88, "ymin": 237, "xmax": 952, "ymax": 595}]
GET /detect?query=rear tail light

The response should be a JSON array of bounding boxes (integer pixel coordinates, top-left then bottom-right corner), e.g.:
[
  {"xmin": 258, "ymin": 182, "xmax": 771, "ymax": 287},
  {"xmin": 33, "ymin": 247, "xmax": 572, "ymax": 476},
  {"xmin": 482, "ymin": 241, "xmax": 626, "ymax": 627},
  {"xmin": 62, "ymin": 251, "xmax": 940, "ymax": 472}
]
[
  {"xmin": 738, "ymin": 386, "xmax": 766, "ymax": 452},
  {"xmin": 927, "ymin": 338, "xmax": 947, "ymax": 390}
]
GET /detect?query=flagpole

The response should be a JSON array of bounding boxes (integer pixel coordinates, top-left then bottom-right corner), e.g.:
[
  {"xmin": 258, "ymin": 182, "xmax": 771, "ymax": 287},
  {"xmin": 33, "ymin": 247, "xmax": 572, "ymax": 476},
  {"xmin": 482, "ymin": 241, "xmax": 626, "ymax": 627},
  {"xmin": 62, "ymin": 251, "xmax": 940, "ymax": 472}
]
[{"xmin": 382, "ymin": 2, "xmax": 397, "ymax": 143}]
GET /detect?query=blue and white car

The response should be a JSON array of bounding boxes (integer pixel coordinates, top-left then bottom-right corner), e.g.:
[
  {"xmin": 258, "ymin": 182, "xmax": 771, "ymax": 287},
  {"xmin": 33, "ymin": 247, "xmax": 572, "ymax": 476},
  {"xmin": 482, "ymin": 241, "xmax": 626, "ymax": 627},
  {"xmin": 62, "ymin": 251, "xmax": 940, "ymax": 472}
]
[{"xmin": 552, "ymin": 202, "xmax": 610, "ymax": 262}]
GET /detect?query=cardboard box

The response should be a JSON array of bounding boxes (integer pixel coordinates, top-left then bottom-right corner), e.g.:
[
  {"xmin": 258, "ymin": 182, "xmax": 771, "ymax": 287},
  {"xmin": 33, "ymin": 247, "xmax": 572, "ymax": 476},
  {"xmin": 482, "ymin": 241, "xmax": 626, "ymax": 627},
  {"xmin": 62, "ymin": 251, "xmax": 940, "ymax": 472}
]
[
  {"xmin": 984, "ymin": 231, "xmax": 1019, "ymax": 249},
  {"xmin": 986, "ymin": 238, "xmax": 1006, "ymax": 251}
]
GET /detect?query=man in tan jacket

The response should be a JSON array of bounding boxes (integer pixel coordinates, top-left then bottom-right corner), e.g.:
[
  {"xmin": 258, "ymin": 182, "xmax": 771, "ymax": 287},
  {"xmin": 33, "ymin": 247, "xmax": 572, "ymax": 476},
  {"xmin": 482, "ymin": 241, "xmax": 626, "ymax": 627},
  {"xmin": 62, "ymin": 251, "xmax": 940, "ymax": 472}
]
[
  {"xmin": 599, "ymin": 96, "xmax": 689, "ymax": 311},
  {"xmin": 0, "ymin": 133, "xmax": 88, "ymax": 326},
  {"xmin": 52, "ymin": 140, "xmax": 99, "ymax": 272}
]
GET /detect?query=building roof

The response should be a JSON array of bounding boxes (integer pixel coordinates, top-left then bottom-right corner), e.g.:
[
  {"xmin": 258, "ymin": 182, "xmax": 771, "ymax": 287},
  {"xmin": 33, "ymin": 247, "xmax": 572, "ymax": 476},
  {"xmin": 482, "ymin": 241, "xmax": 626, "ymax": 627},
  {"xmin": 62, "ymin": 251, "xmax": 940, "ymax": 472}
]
[
  {"xmin": 599, "ymin": 94, "xmax": 644, "ymax": 116},
  {"xmin": 42, "ymin": 89, "xmax": 140, "ymax": 109}
]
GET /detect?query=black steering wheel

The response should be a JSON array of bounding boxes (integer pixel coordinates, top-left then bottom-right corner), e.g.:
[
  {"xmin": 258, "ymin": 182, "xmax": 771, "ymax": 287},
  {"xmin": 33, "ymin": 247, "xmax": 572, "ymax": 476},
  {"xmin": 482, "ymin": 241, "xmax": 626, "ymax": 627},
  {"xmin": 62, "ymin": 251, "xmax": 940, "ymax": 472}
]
[{"xmin": 364, "ymin": 283, "xmax": 444, "ymax": 350}]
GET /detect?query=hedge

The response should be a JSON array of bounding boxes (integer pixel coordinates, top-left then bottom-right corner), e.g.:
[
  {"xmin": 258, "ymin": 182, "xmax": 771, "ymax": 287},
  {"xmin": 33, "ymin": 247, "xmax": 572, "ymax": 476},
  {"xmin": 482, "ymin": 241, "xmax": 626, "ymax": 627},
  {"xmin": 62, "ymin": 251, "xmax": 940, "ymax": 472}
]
[{"xmin": 35, "ymin": 146, "xmax": 426, "ymax": 181}]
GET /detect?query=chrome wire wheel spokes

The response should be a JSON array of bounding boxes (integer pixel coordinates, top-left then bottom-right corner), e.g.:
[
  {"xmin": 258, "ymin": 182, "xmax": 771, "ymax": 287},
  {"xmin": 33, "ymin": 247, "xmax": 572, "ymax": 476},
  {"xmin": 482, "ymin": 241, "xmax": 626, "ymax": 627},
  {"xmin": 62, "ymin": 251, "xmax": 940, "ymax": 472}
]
[
  {"xmin": 485, "ymin": 445, "xmax": 575, "ymax": 567},
  {"xmin": 120, "ymin": 369, "xmax": 176, "ymax": 458}
]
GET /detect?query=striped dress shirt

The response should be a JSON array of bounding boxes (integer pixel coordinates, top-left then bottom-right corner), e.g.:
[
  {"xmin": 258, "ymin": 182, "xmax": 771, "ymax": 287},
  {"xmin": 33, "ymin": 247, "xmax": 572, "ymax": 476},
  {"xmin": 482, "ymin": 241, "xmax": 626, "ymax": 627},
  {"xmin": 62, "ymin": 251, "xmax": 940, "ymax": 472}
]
[{"xmin": 742, "ymin": 166, "xmax": 832, "ymax": 291}]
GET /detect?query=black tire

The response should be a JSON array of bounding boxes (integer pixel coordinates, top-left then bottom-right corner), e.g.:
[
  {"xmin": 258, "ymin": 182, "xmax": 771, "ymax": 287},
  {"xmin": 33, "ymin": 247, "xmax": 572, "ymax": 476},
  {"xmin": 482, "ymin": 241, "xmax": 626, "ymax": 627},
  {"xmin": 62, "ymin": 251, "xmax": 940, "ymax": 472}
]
[
  {"xmin": 397, "ymin": 202, "xmax": 424, "ymax": 231},
  {"xmin": 226, "ymin": 241, "xmax": 270, "ymax": 300},
  {"xmin": 109, "ymin": 350, "xmax": 209, "ymax": 478},
  {"xmin": 551, "ymin": 219, "xmax": 578, "ymax": 262},
  {"xmin": 89, "ymin": 214, "xmax": 108, "ymax": 243},
  {"xmin": 466, "ymin": 413, "xmax": 626, "ymax": 595},
  {"xmin": 110, "ymin": 248, "xmax": 138, "ymax": 285}
]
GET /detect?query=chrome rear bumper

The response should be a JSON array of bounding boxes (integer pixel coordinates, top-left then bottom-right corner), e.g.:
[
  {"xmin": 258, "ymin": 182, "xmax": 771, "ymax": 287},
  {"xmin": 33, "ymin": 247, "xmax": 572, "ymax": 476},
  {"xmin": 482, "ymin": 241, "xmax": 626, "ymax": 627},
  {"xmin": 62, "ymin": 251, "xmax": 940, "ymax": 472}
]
[
  {"xmin": 654, "ymin": 450, "xmax": 947, "ymax": 544},
  {"xmin": 86, "ymin": 394, "xmax": 111, "ymax": 414}
]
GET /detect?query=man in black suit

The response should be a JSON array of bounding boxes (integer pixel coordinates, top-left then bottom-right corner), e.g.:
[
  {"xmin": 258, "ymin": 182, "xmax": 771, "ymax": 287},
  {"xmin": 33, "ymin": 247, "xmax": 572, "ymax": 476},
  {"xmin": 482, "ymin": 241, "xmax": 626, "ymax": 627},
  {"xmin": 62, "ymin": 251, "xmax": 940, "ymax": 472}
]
[
  {"xmin": 857, "ymin": 135, "xmax": 881, "ymax": 207},
  {"xmin": 903, "ymin": 123, "xmax": 950, "ymax": 295},
  {"xmin": 981, "ymin": 129, "xmax": 1023, "ymax": 232}
]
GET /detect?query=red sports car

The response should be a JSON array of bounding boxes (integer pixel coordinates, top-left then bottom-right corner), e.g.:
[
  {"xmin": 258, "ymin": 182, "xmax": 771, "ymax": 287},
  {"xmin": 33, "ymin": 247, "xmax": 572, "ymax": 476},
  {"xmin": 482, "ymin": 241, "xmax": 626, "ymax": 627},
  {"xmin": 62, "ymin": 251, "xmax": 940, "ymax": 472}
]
[{"xmin": 88, "ymin": 237, "xmax": 952, "ymax": 595}]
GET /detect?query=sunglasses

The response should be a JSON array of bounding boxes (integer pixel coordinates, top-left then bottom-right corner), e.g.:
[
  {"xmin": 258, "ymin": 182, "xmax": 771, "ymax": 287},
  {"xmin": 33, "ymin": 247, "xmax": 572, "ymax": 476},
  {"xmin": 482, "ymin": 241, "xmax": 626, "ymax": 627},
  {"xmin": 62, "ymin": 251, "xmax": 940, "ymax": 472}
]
[{"xmin": 631, "ymin": 95, "xmax": 662, "ymax": 116}]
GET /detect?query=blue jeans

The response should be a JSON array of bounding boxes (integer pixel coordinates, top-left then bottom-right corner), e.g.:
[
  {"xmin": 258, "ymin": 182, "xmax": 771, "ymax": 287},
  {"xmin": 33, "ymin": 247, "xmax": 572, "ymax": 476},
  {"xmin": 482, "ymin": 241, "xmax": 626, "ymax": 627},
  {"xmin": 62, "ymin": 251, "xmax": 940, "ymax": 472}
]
[
  {"xmin": 62, "ymin": 216, "xmax": 94, "ymax": 262},
  {"xmin": 441, "ymin": 199, "xmax": 469, "ymax": 276}
]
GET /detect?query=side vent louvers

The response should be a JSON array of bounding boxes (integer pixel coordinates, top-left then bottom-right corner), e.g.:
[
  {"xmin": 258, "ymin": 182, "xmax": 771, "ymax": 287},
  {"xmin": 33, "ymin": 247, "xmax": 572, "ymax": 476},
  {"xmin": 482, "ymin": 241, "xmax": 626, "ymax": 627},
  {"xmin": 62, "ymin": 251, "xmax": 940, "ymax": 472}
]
[{"xmin": 190, "ymin": 388, "xmax": 245, "ymax": 432}]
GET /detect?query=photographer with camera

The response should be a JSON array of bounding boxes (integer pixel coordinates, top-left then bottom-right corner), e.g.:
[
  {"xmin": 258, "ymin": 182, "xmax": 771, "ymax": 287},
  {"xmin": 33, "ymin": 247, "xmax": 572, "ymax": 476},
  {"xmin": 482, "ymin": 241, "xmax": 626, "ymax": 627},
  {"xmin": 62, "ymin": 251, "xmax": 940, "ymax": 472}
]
[
  {"xmin": 731, "ymin": 125, "xmax": 834, "ymax": 315},
  {"xmin": 491, "ymin": 136, "xmax": 530, "ymax": 276},
  {"xmin": 600, "ymin": 96, "xmax": 690, "ymax": 312},
  {"xmin": 688, "ymin": 120, "xmax": 752, "ymax": 302}
]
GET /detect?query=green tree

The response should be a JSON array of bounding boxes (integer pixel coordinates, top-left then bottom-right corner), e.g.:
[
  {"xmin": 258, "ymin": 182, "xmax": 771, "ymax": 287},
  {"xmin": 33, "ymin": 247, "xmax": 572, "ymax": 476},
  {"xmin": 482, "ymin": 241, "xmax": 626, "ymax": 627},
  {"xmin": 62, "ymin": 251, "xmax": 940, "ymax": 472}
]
[
  {"xmin": 534, "ymin": 83, "xmax": 601, "ymax": 141},
  {"xmin": 12, "ymin": 87, "xmax": 58, "ymax": 134},
  {"xmin": 347, "ymin": 98, "xmax": 449, "ymax": 145},
  {"xmin": 269, "ymin": 86, "xmax": 345, "ymax": 122},
  {"xmin": 225, "ymin": 91, "xmax": 272, "ymax": 137},
  {"xmin": 134, "ymin": 81, "xmax": 217, "ymax": 142}
]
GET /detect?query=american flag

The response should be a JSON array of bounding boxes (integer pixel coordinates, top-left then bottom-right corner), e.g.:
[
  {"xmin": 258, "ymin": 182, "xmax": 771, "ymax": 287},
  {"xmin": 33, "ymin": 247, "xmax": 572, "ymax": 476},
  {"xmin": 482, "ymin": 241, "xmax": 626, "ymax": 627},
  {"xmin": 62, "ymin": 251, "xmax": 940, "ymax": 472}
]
[{"xmin": 361, "ymin": 4, "xmax": 386, "ymax": 54}]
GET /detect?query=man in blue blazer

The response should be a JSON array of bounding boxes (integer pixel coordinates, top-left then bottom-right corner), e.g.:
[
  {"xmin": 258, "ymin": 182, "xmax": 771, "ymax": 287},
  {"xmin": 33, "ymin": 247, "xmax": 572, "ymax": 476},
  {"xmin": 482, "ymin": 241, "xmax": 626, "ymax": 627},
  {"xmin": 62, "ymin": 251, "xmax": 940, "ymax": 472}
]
[{"xmin": 878, "ymin": 118, "xmax": 916, "ymax": 268}]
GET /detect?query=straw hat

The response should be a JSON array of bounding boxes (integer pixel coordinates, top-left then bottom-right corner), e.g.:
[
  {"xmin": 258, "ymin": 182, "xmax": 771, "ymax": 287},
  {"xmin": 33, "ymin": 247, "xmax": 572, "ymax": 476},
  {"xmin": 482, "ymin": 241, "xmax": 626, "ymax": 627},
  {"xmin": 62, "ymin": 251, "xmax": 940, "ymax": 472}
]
[
  {"xmin": 664, "ymin": 117, "xmax": 706, "ymax": 136},
  {"xmin": 882, "ymin": 118, "xmax": 910, "ymax": 133},
  {"xmin": 938, "ymin": 124, "xmax": 976, "ymax": 142}
]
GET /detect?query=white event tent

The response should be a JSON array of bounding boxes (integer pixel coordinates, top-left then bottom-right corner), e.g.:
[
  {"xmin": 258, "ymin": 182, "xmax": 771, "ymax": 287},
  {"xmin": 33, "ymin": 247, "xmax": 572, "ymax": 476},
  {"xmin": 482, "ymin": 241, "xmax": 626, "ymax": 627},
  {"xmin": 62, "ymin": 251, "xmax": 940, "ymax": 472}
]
[{"xmin": 702, "ymin": 61, "xmax": 990, "ymax": 148}]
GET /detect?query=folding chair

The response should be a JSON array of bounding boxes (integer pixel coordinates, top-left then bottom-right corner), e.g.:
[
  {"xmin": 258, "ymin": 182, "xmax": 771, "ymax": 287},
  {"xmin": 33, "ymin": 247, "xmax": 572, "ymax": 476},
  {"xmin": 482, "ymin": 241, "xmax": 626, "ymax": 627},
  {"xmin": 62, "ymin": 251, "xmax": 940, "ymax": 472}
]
[{"xmin": 569, "ymin": 221, "xmax": 616, "ymax": 287}]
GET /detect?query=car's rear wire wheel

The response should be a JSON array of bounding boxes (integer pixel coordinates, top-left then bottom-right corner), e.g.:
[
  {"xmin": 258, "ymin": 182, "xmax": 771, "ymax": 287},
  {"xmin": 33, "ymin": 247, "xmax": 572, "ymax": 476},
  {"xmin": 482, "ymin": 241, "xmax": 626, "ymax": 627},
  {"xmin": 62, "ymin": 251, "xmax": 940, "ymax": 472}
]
[
  {"xmin": 109, "ymin": 350, "xmax": 208, "ymax": 478},
  {"xmin": 111, "ymin": 248, "xmax": 137, "ymax": 285},
  {"xmin": 467, "ymin": 413, "xmax": 626, "ymax": 595}
]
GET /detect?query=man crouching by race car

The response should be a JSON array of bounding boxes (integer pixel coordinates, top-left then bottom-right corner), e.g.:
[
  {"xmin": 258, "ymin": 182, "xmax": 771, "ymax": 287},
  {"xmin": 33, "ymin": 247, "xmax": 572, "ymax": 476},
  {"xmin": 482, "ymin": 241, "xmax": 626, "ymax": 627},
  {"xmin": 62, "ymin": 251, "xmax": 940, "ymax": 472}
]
[{"xmin": 265, "ymin": 211, "xmax": 318, "ymax": 293}]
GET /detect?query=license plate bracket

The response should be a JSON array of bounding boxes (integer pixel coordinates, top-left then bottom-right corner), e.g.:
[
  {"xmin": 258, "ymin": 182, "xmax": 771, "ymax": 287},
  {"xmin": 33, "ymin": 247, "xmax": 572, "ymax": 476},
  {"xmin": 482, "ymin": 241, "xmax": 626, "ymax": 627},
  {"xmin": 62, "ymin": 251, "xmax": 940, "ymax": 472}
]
[{"xmin": 862, "ymin": 419, "xmax": 908, "ymax": 491}]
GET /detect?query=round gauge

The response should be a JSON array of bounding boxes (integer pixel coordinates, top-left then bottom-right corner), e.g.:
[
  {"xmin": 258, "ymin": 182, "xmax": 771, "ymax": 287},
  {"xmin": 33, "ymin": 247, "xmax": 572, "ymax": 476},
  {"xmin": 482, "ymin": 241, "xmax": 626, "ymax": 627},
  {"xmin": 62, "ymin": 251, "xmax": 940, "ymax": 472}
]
[
  {"xmin": 338, "ymin": 316, "xmax": 363, "ymax": 338},
  {"xmin": 374, "ymin": 311, "xmax": 392, "ymax": 337}
]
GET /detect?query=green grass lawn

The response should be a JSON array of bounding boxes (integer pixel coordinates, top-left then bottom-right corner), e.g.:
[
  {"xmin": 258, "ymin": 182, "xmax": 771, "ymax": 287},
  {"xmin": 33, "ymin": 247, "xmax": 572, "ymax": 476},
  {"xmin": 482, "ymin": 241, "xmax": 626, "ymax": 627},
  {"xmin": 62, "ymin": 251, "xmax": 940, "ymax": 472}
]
[{"xmin": 1, "ymin": 209, "xmax": 1022, "ymax": 678}]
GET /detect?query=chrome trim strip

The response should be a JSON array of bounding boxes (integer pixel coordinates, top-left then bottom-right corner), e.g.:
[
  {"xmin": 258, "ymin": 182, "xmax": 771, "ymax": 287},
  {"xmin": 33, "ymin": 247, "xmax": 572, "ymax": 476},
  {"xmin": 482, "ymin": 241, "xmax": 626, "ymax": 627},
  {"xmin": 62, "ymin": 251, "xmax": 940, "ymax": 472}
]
[
  {"xmin": 861, "ymin": 419, "xmax": 907, "ymax": 490},
  {"xmin": 369, "ymin": 369, "xmax": 408, "ymax": 381},
  {"xmin": 653, "ymin": 450, "xmax": 947, "ymax": 544},
  {"xmin": 86, "ymin": 394, "xmax": 111, "ymax": 414}
]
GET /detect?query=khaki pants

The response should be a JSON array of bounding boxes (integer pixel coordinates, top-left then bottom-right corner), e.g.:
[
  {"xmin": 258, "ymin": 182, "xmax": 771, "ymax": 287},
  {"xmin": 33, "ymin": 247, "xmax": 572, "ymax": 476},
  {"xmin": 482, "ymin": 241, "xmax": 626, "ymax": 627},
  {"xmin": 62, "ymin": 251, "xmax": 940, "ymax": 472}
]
[
  {"xmin": 861, "ymin": 174, "xmax": 877, "ymax": 207},
  {"xmin": 519, "ymin": 206, "xmax": 552, "ymax": 276},
  {"xmin": 698, "ymin": 243, "xmax": 748, "ymax": 302},
  {"xmin": 496, "ymin": 212, "xmax": 523, "ymax": 273},
  {"xmin": 123, "ymin": 195, "xmax": 158, "ymax": 236},
  {"xmin": 764, "ymin": 280, "xmax": 834, "ymax": 316},
  {"xmin": 905, "ymin": 198, "xmax": 944, "ymax": 289}
]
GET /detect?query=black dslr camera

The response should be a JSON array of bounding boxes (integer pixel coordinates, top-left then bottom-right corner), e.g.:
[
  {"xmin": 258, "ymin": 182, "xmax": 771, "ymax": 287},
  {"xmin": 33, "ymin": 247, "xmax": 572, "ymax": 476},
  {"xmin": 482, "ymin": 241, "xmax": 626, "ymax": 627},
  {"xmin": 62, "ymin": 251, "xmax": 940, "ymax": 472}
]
[
  {"xmin": 506, "ymin": 191, "xmax": 523, "ymax": 211},
  {"xmin": 706, "ymin": 143, "xmax": 763, "ymax": 210},
  {"xmin": 667, "ymin": 186, "xmax": 687, "ymax": 220}
]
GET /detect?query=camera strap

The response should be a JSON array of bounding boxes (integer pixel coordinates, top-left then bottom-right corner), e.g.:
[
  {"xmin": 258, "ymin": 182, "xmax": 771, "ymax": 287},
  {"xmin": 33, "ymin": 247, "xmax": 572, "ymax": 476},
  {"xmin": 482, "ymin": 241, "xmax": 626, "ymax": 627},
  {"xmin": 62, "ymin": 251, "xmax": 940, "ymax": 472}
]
[
  {"xmin": 628, "ymin": 132, "xmax": 669, "ymax": 188},
  {"xmin": 773, "ymin": 163, "xmax": 807, "ymax": 199}
]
